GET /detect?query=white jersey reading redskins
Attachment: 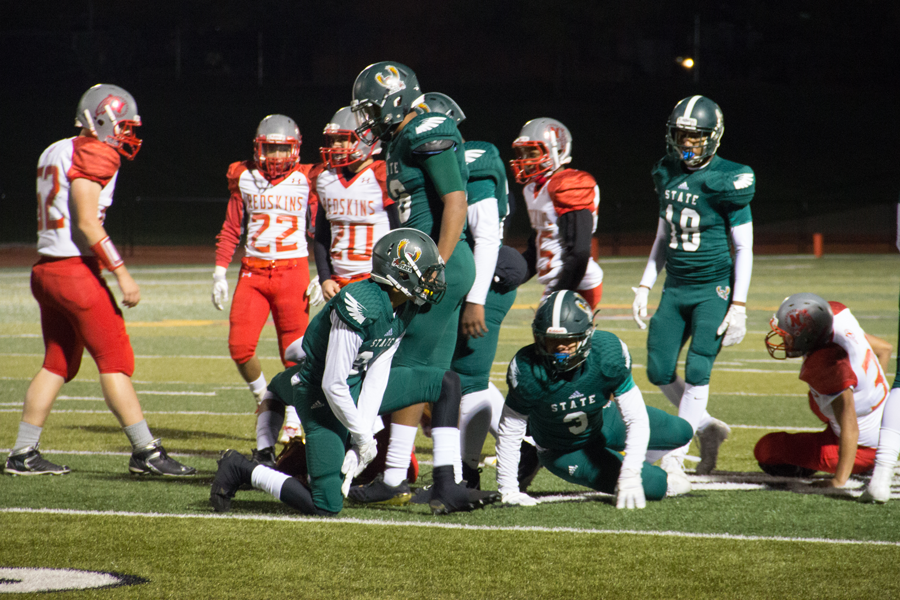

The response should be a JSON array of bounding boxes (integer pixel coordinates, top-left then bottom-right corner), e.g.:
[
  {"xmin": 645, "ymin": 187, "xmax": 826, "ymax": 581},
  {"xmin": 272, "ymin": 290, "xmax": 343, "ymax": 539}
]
[
  {"xmin": 315, "ymin": 161, "xmax": 392, "ymax": 281},
  {"xmin": 217, "ymin": 160, "xmax": 316, "ymax": 262},
  {"xmin": 36, "ymin": 136, "xmax": 120, "ymax": 257},
  {"xmin": 801, "ymin": 302, "xmax": 890, "ymax": 448},
  {"xmin": 523, "ymin": 168, "xmax": 603, "ymax": 289}
]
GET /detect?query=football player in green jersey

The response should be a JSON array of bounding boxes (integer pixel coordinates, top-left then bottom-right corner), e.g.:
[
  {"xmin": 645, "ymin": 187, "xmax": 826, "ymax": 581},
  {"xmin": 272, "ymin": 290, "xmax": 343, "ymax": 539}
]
[
  {"xmin": 496, "ymin": 291, "xmax": 694, "ymax": 508},
  {"xmin": 210, "ymin": 229, "xmax": 499, "ymax": 516},
  {"xmin": 416, "ymin": 92, "xmax": 528, "ymax": 489},
  {"xmin": 349, "ymin": 62, "xmax": 477, "ymax": 497},
  {"xmin": 631, "ymin": 96, "xmax": 755, "ymax": 483}
]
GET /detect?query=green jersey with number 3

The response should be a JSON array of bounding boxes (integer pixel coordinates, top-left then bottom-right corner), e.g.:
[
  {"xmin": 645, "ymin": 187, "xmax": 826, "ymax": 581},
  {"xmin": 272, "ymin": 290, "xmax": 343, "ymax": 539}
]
[
  {"xmin": 385, "ymin": 112, "xmax": 468, "ymax": 240},
  {"xmin": 505, "ymin": 330, "xmax": 636, "ymax": 452},
  {"xmin": 652, "ymin": 154, "xmax": 755, "ymax": 284}
]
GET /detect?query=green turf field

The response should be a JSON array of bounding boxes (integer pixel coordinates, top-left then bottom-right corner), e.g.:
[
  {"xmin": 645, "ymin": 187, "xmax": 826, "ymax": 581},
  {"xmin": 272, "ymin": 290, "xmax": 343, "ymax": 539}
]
[{"xmin": 1, "ymin": 254, "xmax": 898, "ymax": 599}]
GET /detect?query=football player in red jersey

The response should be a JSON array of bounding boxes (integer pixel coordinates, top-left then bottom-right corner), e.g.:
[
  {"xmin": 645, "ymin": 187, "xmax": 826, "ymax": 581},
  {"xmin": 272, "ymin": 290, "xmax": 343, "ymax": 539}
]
[
  {"xmin": 211, "ymin": 115, "xmax": 321, "ymax": 466},
  {"xmin": 511, "ymin": 118, "xmax": 604, "ymax": 310},
  {"xmin": 4, "ymin": 84, "xmax": 195, "ymax": 477},
  {"xmin": 758, "ymin": 293, "xmax": 895, "ymax": 500}
]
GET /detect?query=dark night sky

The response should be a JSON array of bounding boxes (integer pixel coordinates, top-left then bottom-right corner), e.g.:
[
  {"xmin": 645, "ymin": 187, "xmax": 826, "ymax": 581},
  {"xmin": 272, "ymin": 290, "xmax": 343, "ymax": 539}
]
[{"xmin": 2, "ymin": 1, "xmax": 898, "ymax": 245}]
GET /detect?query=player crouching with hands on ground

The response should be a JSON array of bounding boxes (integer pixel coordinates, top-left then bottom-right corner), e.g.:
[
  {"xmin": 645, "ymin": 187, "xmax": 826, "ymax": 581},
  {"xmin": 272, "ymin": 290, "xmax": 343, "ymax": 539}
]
[
  {"xmin": 495, "ymin": 291, "xmax": 694, "ymax": 509},
  {"xmin": 210, "ymin": 229, "xmax": 500, "ymax": 516},
  {"xmin": 757, "ymin": 293, "xmax": 896, "ymax": 501}
]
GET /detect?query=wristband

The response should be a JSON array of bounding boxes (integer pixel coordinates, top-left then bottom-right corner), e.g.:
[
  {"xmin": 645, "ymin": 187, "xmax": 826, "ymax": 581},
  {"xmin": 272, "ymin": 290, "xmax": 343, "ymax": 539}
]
[{"xmin": 91, "ymin": 236, "xmax": 124, "ymax": 271}]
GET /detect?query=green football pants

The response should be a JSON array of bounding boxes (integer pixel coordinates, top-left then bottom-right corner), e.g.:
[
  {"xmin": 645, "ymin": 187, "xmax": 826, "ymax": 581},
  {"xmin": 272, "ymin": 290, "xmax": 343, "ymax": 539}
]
[
  {"xmin": 539, "ymin": 404, "xmax": 693, "ymax": 501},
  {"xmin": 451, "ymin": 286, "xmax": 517, "ymax": 395},
  {"xmin": 394, "ymin": 239, "xmax": 475, "ymax": 370},
  {"xmin": 646, "ymin": 277, "xmax": 731, "ymax": 387}
]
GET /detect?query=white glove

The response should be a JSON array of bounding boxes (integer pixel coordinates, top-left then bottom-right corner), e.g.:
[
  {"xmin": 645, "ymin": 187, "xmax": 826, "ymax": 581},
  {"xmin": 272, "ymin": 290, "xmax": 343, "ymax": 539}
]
[
  {"xmin": 631, "ymin": 286, "xmax": 649, "ymax": 330},
  {"xmin": 501, "ymin": 491, "xmax": 538, "ymax": 506},
  {"xmin": 615, "ymin": 468, "xmax": 647, "ymax": 509},
  {"xmin": 717, "ymin": 304, "xmax": 747, "ymax": 347},
  {"xmin": 340, "ymin": 437, "xmax": 378, "ymax": 497},
  {"xmin": 305, "ymin": 279, "xmax": 324, "ymax": 306},
  {"xmin": 212, "ymin": 266, "xmax": 229, "ymax": 311}
]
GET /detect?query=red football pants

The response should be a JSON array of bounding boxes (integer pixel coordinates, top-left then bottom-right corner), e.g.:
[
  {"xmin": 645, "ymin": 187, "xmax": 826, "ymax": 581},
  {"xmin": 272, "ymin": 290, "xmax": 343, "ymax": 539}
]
[
  {"xmin": 228, "ymin": 261, "xmax": 310, "ymax": 366},
  {"xmin": 577, "ymin": 283, "xmax": 603, "ymax": 311},
  {"xmin": 754, "ymin": 427, "xmax": 877, "ymax": 474},
  {"xmin": 31, "ymin": 256, "xmax": 135, "ymax": 381}
]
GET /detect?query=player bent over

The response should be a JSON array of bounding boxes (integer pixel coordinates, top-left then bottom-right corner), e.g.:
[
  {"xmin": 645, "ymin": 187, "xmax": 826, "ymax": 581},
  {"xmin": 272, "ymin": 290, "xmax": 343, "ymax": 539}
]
[
  {"xmin": 210, "ymin": 229, "xmax": 500, "ymax": 516},
  {"xmin": 757, "ymin": 293, "xmax": 896, "ymax": 502},
  {"xmin": 5, "ymin": 84, "xmax": 194, "ymax": 477},
  {"xmin": 496, "ymin": 291, "xmax": 694, "ymax": 509}
]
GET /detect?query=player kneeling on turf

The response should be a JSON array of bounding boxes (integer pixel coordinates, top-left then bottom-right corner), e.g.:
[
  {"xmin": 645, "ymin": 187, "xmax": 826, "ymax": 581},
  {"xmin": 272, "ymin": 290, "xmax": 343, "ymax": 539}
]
[
  {"xmin": 210, "ymin": 228, "xmax": 500, "ymax": 516},
  {"xmin": 496, "ymin": 291, "xmax": 694, "ymax": 509},
  {"xmin": 757, "ymin": 293, "xmax": 896, "ymax": 502}
]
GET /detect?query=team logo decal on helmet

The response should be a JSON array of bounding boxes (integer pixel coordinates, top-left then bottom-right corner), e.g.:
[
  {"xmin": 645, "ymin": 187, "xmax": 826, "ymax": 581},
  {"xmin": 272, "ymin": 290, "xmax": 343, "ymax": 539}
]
[
  {"xmin": 394, "ymin": 240, "xmax": 422, "ymax": 269},
  {"xmin": 375, "ymin": 65, "xmax": 407, "ymax": 94},
  {"xmin": 371, "ymin": 228, "xmax": 446, "ymax": 305}
]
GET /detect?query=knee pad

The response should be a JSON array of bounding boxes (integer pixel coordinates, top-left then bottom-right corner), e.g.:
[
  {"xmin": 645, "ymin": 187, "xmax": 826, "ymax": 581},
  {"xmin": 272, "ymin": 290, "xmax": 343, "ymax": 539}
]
[
  {"xmin": 684, "ymin": 354, "xmax": 715, "ymax": 386},
  {"xmin": 229, "ymin": 341, "xmax": 257, "ymax": 365}
]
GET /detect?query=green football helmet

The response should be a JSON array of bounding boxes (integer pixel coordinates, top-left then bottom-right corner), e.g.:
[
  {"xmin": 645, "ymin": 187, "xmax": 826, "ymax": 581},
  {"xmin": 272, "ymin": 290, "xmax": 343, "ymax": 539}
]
[
  {"xmin": 351, "ymin": 61, "xmax": 423, "ymax": 144},
  {"xmin": 665, "ymin": 95, "xmax": 724, "ymax": 167},
  {"xmin": 415, "ymin": 92, "xmax": 466, "ymax": 125},
  {"xmin": 765, "ymin": 293, "xmax": 834, "ymax": 359},
  {"xmin": 532, "ymin": 291, "xmax": 594, "ymax": 373},
  {"xmin": 371, "ymin": 228, "xmax": 446, "ymax": 305}
]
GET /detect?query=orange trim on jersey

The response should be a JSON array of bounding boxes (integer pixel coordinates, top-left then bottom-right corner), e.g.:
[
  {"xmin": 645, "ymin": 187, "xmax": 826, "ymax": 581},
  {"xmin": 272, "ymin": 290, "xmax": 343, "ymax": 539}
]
[
  {"xmin": 68, "ymin": 136, "xmax": 120, "ymax": 186},
  {"xmin": 548, "ymin": 169, "xmax": 598, "ymax": 215}
]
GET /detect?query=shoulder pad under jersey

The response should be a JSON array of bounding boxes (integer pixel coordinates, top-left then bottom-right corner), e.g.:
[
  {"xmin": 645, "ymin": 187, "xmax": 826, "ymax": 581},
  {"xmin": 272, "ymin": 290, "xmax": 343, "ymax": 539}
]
[
  {"xmin": 412, "ymin": 138, "xmax": 456, "ymax": 155},
  {"xmin": 463, "ymin": 141, "xmax": 503, "ymax": 182},
  {"xmin": 332, "ymin": 280, "xmax": 391, "ymax": 332},
  {"xmin": 701, "ymin": 158, "xmax": 755, "ymax": 205},
  {"xmin": 592, "ymin": 330, "xmax": 633, "ymax": 384},
  {"xmin": 407, "ymin": 113, "xmax": 462, "ymax": 150}
]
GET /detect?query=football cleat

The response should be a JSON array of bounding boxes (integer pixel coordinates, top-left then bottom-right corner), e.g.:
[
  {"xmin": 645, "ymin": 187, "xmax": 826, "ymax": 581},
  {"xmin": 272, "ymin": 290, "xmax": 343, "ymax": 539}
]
[
  {"xmin": 462, "ymin": 462, "xmax": 482, "ymax": 490},
  {"xmin": 347, "ymin": 473, "xmax": 412, "ymax": 506},
  {"xmin": 250, "ymin": 446, "xmax": 277, "ymax": 469},
  {"xmin": 4, "ymin": 444, "xmax": 71, "ymax": 476},
  {"xmin": 518, "ymin": 440, "xmax": 543, "ymax": 492},
  {"xmin": 428, "ymin": 465, "xmax": 500, "ymax": 515},
  {"xmin": 210, "ymin": 449, "xmax": 255, "ymax": 513},
  {"xmin": 695, "ymin": 419, "xmax": 731, "ymax": 475},
  {"xmin": 129, "ymin": 439, "xmax": 196, "ymax": 476},
  {"xmin": 859, "ymin": 465, "xmax": 893, "ymax": 503},
  {"xmin": 661, "ymin": 453, "xmax": 692, "ymax": 496}
]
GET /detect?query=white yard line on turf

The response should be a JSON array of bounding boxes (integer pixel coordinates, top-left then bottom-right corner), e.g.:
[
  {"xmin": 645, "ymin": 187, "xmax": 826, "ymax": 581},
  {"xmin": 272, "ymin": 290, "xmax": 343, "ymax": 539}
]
[{"xmin": 1, "ymin": 507, "xmax": 898, "ymax": 547}]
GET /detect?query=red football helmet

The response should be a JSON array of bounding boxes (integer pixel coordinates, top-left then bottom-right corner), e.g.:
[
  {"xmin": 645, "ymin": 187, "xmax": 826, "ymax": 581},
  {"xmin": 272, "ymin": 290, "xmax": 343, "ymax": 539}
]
[
  {"xmin": 75, "ymin": 84, "xmax": 143, "ymax": 160},
  {"xmin": 254, "ymin": 115, "xmax": 301, "ymax": 179},
  {"xmin": 319, "ymin": 107, "xmax": 380, "ymax": 169}
]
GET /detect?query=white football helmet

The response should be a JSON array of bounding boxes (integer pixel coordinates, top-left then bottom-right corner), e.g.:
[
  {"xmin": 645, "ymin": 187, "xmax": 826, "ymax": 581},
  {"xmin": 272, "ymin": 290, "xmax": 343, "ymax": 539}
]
[
  {"xmin": 74, "ymin": 84, "xmax": 142, "ymax": 160},
  {"xmin": 510, "ymin": 118, "xmax": 572, "ymax": 184},
  {"xmin": 254, "ymin": 115, "xmax": 302, "ymax": 179},
  {"xmin": 320, "ymin": 107, "xmax": 381, "ymax": 169}
]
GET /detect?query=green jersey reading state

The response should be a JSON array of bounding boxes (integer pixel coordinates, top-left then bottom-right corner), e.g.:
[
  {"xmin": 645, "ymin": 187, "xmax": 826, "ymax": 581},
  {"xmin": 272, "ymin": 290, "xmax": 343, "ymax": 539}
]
[
  {"xmin": 505, "ymin": 330, "xmax": 635, "ymax": 452},
  {"xmin": 385, "ymin": 112, "xmax": 468, "ymax": 240},
  {"xmin": 652, "ymin": 154, "xmax": 755, "ymax": 284},
  {"xmin": 290, "ymin": 278, "xmax": 418, "ymax": 393}
]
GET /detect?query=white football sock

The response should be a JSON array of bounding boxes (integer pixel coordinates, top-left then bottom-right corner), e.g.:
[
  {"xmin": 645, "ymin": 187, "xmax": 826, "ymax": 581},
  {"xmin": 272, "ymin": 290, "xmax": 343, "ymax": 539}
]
[
  {"xmin": 251, "ymin": 464, "xmax": 290, "ymax": 498},
  {"xmin": 875, "ymin": 388, "xmax": 900, "ymax": 469},
  {"xmin": 256, "ymin": 409, "xmax": 282, "ymax": 450},
  {"xmin": 459, "ymin": 389, "xmax": 492, "ymax": 469},
  {"xmin": 383, "ymin": 423, "xmax": 417, "ymax": 487},
  {"xmin": 433, "ymin": 426, "xmax": 463, "ymax": 483},
  {"xmin": 678, "ymin": 383, "xmax": 712, "ymax": 434},
  {"xmin": 248, "ymin": 373, "xmax": 267, "ymax": 404}
]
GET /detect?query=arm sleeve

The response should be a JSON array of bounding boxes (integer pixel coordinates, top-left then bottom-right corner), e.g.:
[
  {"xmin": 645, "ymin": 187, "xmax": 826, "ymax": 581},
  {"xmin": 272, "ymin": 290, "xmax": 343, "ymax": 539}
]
[
  {"xmin": 638, "ymin": 218, "xmax": 669, "ymax": 289},
  {"xmin": 386, "ymin": 202, "xmax": 401, "ymax": 230},
  {"xmin": 313, "ymin": 200, "xmax": 333, "ymax": 282},
  {"xmin": 354, "ymin": 335, "xmax": 402, "ymax": 440},
  {"xmin": 420, "ymin": 148, "xmax": 466, "ymax": 197},
  {"xmin": 321, "ymin": 312, "xmax": 369, "ymax": 438},
  {"xmin": 214, "ymin": 191, "xmax": 245, "ymax": 268},
  {"xmin": 495, "ymin": 403, "xmax": 529, "ymax": 496},
  {"xmin": 550, "ymin": 209, "xmax": 593, "ymax": 292},
  {"xmin": 466, "ymin": 198, "xmax": 501, "ymax": 305},
  {"xmin": 730, "ymin": 221, "xmax": 753, "ymax": 304},
  {"xmin": 615, "ymin": 385, "xmax": 651, "ymax": 473}
]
